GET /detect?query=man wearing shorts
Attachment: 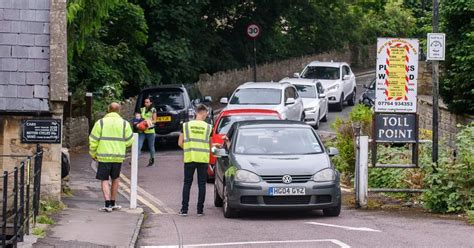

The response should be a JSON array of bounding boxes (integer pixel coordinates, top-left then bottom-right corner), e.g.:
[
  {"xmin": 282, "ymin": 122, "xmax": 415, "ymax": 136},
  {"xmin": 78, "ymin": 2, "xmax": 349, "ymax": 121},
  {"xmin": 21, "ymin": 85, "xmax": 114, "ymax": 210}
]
[{"xmin": 89, "ymin": 102, "xmax": 134, "ymax": 212}]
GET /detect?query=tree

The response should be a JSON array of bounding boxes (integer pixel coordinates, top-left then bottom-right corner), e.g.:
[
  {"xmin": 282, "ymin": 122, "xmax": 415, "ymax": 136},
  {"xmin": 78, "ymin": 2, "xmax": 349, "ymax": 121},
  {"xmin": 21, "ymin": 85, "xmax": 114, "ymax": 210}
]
[{"xmin": 440, "ymin": 0, "xmax": 474, "ymax": 114}]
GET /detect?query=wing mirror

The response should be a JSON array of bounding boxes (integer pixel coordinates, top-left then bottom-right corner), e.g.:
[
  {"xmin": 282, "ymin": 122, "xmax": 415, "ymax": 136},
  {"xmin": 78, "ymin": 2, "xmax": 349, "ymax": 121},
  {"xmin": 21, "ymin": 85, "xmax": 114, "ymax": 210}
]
[
  {"xmin": 343, "ymin": 75, "xmax": 350, "ymax": 80},
  {"xmin": 318, "ymin": 93, "xmax": 326, "ymax": 99},
  {"xmin": 293, "ymin": 72, "xmax": 300, "ymax": 78},
  {"xmin": 327, "ymin": 147, "xmax": 339, "ymax": 157},
  {"xmin": 212, "ymin": 147, "xmax": 228, "ymax": 157},
  {"xmin": 285, "ymin": 97, "xmax": 296, "ymax": 105},
  {"xmin": 220, "ymin": 97, "xmax": 228, "ymax": 104},
  {"xmin": 204, "ymin": 96, "xmax": 213, "ymax": 103}
]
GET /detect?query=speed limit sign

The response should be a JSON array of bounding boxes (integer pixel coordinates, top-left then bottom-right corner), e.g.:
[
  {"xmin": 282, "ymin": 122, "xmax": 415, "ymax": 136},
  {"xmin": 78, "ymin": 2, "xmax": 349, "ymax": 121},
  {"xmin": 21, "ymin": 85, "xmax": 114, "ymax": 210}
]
[{"xmin": 246, "ymin": 24, "xmax": 261, "ymax": 39}]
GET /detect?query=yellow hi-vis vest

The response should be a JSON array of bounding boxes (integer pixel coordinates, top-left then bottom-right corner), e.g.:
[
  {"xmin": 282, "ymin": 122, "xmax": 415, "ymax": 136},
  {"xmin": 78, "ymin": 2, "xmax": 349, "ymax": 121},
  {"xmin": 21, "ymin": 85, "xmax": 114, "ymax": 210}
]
[
  {"xmin": 183, "ymin": 120, "xmax": 211, "ymax": 163},
  {"xmin": 89, "ymin": 112, "xmax": 134, "ymax": 163},
  {"xmin": 141, "ymin": 107, "xmax": 156, "ymax": 134}
]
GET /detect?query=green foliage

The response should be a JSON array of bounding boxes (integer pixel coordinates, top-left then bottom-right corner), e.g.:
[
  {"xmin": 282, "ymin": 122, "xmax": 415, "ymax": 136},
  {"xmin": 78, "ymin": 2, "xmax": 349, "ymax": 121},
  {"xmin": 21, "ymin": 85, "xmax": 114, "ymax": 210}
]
[
  {"xmin": 422, "ymin": 123, "xmax": 474, "ymax": 213},
  {"xmin": 468, "ymin": 211, "xmax": 474, "ymax": 224},
  {"xmin": 439, "ymin": 0, "xmax": 474, "ymax": 114},
  {"xmin": 37, "ymin": 215, "xmax": 55, "ymax": 225},
  {"xmin": 32, "ymin": 227, "xmax": 46, "ymax": 238},
  {"xmin": 40, "ymin": 199, "xmax": 65, "ymax": 215},
  {"xmin": 331, "ymin": 104, "xmax": 373, "ymax": 175}
]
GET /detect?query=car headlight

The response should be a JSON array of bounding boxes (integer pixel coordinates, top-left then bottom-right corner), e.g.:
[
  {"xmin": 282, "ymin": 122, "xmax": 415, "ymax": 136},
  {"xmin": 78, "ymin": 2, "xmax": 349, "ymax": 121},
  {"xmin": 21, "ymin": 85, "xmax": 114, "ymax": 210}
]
[
  {"xmin": 235, "ymin": 170, "xmax": 261, "ymax": 183},
  {"xmin": 313, "ymin": 168, "xmax": 335, "ymax": 182},
  {"xmin": 327, "ymin": 84, "xmax": 340, "ymax": 92},
  {"xmin": 304, "ymin": 107, "xmax": 317, "ymax": 112}
]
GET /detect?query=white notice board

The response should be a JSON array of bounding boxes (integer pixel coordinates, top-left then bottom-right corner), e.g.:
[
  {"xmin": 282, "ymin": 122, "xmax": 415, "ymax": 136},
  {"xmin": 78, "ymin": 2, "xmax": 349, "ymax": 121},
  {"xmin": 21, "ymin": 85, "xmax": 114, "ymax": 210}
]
[{"xmin": 375, "ymin": 38, "xmax": 419, "ymax": 113}]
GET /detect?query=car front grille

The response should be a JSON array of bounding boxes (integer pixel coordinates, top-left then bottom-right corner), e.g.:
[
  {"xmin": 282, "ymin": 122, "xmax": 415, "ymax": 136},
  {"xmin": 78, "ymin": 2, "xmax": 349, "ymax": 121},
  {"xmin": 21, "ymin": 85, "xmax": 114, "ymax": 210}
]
[
  {"xmin": 260, "ymin": 175, "xmax": 312, "ymax": 184},
  {"xmin": 240, "ymin": 196, "xmax": 259, "ymax": 204},
  {"xmin": 263, "ymin": 196, "xmax": 311, "ymax": 205}
]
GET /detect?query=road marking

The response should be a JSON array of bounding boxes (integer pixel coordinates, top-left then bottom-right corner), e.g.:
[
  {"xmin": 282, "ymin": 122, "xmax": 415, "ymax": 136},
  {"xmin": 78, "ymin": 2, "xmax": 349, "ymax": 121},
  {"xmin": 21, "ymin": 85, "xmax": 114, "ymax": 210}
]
[
  {"xmin": 119, "ymin": 173, "xmax": 176, "ymax": 214},
  {"xmin": 90, "ymin": 161, "xmax": 164, "ymax": 214},
  {"xmin": 305, "ymin": 222, "xmax": 382, "ymax": 232},
  {"xmin": 143, "ymin": 239, "xmax": 350, "ymax": 248}
]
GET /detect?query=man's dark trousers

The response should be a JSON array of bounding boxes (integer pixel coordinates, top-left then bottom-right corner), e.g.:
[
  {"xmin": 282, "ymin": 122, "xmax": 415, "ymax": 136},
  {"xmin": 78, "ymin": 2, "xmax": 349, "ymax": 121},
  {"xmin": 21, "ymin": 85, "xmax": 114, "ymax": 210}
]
[{"xmin": 181, "ymin": 162, "xmax": 207, "ymax": 213}]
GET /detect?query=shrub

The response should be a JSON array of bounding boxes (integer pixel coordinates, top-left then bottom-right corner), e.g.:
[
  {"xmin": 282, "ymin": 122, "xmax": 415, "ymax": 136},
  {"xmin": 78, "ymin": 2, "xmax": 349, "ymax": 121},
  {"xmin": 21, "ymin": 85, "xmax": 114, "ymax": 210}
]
[
  {"xmin": 422, "ymin": 123, "xmax": 474, "ymax": 213},
  {"xmin": 331, "ymin": 104, "xmax": 373, "ymax": 176}
]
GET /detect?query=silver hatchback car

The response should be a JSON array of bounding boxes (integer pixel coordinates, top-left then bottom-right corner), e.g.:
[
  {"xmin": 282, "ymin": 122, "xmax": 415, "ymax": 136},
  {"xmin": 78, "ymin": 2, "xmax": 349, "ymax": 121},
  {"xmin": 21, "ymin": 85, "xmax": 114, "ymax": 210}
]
[{"xmin": 213, "ymin": 120, "xmax": 341, "ymax": 218}]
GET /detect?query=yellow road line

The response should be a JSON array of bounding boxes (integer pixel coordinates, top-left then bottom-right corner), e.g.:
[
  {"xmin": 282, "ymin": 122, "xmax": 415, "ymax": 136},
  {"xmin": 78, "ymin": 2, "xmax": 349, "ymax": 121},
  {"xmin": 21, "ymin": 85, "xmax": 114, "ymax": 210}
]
[{"xmin": 120, "ymin": 184, "xmax": 162, "ymax": 214}]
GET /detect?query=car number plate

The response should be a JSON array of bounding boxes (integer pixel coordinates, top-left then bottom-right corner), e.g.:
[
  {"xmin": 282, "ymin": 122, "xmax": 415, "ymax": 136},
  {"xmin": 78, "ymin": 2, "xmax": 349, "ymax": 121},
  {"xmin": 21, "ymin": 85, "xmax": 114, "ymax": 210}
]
[
  {"xmin": 156, "ymin": 116, "xmax": 171, "ymax": 122},
  {"xmin": 268, "ymin": 187, "xmax": 305, "ymax": 196}
]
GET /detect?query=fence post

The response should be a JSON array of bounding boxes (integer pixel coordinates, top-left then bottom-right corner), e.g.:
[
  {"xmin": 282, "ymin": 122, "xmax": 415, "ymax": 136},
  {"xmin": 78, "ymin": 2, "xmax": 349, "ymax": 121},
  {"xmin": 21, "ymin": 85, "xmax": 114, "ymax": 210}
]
[
  {"xmin": 357, "ymin": 136, "xmax": 369, "ymax": 208},
  {"xmin": 85, "ymin": 92, "xmax": 93, "ymax": 132},
  {"xmin": 2, "ymin": 171, "xmax": 8, "ymax": 247},
  {"xmin": 13, "ymin": 167, "xmax": 18, "ymax": 246},
  {"xmin": 19, "ymin": 162, "xmax": 25, "ymax": 242},
  {"xmin": 25, "ymin": 159, "xmax": 31, "ymax": 235},
  {"xmin": 130, "ymin": 133, "xmax": 139, "ymax": 209},
  {"xmin": 33, "ymin": 144, "xmax": 43, "ymax": 223}
]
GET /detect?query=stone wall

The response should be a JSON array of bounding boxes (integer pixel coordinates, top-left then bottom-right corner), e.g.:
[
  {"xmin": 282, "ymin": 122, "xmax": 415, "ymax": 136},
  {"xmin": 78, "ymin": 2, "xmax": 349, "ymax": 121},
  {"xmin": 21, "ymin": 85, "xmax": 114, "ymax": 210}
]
[
  {"xmin": 62, "ymin": 116, "xmax": 88, "ymax": 148},
  {"xmin": 197, "ymin": 49, "xmax": 360, "ymax": 102},
  {"xmin": 418, "ymin": 95, "xmax": 474, "ymax": 147}
]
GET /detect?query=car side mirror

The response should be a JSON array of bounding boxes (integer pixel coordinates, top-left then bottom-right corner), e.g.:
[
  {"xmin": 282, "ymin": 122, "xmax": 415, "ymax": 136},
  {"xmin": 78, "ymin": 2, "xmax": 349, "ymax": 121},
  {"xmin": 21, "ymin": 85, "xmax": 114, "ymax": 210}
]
[
  {"xmin": 327, "ymin": 147, "xmax": 339, "ymax": 157},
  {"xmin": 343, "ymin": 75, "xmax": 350, "ymax": 80},
  {"xmin": 212, "ymin": 147, "xmax": 228, "ymax": 158},
  {"xmin": 293, "ymin": 72, "xmax": 300, "ymax": 78},
  {"xmin": 220, "ymin": 97, "xmax": 228, "ymax": 104},
  {"xmin": 204, "ymin": 96, "xmax": 212, "ymax": 103},
  {"xmin": 318, "ymin": 93, "xmax": 326, "ymax": 99},
  {"xmin": 285, "ymin": 97, "xmax": 296, "ymax": 105}
]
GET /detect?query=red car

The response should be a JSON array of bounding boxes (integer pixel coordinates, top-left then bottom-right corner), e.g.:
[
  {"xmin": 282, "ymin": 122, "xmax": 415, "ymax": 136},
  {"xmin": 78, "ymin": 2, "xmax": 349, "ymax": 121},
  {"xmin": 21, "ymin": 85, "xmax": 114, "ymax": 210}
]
[{"xmin": 207, "ymin": 109, "xmax": 281, "ymax": 182}]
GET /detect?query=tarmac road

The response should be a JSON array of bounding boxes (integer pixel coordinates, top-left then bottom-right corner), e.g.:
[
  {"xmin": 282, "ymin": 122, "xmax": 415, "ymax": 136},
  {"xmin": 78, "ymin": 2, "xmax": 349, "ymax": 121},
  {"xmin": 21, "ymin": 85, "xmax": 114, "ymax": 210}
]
[{"xmin": 120, "ymin": 144, "xmax": 474, "ymax": 248}]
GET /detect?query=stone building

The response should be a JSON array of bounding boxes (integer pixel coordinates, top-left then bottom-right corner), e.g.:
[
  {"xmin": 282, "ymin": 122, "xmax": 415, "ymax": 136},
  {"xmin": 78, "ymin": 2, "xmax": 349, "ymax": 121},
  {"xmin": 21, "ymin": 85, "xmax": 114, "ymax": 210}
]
[{"xmin": 0, "ymin": 0, "xmax": 67, "ymax": 200}]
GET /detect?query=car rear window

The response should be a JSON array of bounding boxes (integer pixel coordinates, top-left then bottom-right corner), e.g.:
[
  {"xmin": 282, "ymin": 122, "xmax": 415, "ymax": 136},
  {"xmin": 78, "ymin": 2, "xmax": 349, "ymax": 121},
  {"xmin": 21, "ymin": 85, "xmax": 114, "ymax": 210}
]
[
  {"xmin": 230, "ymin": 88, "xmax": 281, "ymax": 105},
  {"xmin": 301, "ymin": 66, "xmax": 340, "ymax": 80},
  {"xmin": 145, "ymin": 90, "xmax": 185, "ymax": 109},
  {"xmin": 217, "ymin": 115, "xmax": 279, "ymax": 134},
  {"xmin": 235, "ymin": 127, "xmax": 323, "ymax": 155}
]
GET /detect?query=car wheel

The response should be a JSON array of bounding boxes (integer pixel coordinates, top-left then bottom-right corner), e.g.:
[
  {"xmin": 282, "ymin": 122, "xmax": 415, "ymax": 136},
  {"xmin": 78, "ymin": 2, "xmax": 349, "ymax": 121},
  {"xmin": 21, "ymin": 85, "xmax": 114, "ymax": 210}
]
[
  {"xmin": 321, "ymin": 110, "xmax": 328, "ymax": 122},
  {"xmin": 214, "ymin": 184, "xmax": 223, "ymax": 207},
  {"xmin": 334, "ymin": 93, "xmax": 344, "ymax": 112},
  {"xmin": 323, "ymin": 197, "xmax": 341, "ymax": 217},
  {"xmin": 223, "ymin": 184, "xmax": 238, "ymax": 218},
  {"xmin": 313, "ymin": 112, "xmax": 320, "ymax": 129},
  {"xmin": 348, "ymin": 88, "xmax": 356, "ymax": 106}
]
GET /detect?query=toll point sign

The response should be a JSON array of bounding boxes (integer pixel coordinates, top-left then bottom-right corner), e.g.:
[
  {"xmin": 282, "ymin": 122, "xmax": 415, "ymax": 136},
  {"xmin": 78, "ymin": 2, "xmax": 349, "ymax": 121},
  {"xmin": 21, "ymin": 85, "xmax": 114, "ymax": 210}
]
[
  {"xmin": 375, "ymin": 38, "xmax": 419, "ymax": 113},
  {"xmin": 375, "ymin": 114, "xmax": 416, "ymax": 143}
]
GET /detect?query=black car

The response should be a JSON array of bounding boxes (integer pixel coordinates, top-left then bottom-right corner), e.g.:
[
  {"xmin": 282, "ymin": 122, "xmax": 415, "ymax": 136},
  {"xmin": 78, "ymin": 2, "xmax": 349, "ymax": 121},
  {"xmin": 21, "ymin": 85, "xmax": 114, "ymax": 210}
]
[
  {"xmin": 359, "ymin": 78, "xmax": 375, "ymax": 107},
  {"xmin": 135, "ymin": 84, "xmax": 213, "ymax": 139}
]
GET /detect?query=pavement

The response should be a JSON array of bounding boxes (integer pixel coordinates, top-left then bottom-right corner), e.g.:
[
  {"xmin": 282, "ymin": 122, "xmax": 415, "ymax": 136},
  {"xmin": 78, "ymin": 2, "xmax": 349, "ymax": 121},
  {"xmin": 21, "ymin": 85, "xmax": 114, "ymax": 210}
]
[{"xmin": 31, "ymin": 149, "xmax": 144, "ymax": 248}]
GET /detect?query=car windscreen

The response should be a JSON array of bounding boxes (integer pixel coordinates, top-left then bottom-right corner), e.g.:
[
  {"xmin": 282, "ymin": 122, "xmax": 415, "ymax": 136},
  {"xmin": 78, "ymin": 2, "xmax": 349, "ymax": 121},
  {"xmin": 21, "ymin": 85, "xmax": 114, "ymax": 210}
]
[
  {"xmin": 229, "ymin": 88, "xmax": 281, "ymax": 105},
  {"xmin": 146, "ymin": 90, "xmax": 185, "ymax": 109},
  {"xmin": 217, "ymin": 115, "xmax": 279, "ymax": 134},
  {"xmin": 301, "ymin": 66, "xmax": 340, "ymax": 80},
  {"xmin": 294, "ymin": 84, "xmax": 317, "ymax": 98},
  {"xmin": 234, "ymin": 127, "xmax": 323, "ymax": 155}
]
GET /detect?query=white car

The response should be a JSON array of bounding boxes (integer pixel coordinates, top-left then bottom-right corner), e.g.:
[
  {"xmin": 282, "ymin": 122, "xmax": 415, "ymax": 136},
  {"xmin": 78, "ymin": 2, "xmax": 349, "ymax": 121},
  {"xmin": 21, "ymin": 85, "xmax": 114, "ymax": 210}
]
[
  {"xmin": 220, "ymin": 82, "xmax": 304, "ymax": 121},
  {"xmin": 279, "ymin": 78, "xmax": 328, "ymax": 129},
  {"xmin": 294, "ymin": 61, "xmax": 357, "ymax": 111}
]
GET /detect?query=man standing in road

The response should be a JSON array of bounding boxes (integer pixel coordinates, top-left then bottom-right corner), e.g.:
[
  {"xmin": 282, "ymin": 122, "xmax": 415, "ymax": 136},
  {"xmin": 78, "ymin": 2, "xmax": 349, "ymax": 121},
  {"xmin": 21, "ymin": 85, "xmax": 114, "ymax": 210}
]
[
  {"xmin": 178, "ymin": 104, "xmax": 212, "ymax": 216},
  {"xmin": 89, "ymin": 102, "xmax": 134, "ymax": 212},
  {"xmin": 138, "ymin": 98, "xmax": 157, "ymax": 167}
]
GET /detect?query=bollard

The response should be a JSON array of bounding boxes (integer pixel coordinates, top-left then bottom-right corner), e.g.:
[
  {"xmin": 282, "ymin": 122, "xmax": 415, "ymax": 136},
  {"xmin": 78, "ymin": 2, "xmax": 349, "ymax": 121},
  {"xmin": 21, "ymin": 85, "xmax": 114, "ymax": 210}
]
[
  {"xmin": 130, "ymin": 133, "xmax": 139, "ymax": 209},
  {"xmin": 357, "ymin": 136, "xmax": 369, "ymax": 208}
]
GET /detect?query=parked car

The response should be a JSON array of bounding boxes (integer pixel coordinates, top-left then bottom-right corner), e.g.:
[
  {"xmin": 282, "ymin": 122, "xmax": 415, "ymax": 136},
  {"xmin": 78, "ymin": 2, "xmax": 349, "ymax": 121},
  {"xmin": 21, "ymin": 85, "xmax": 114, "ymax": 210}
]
[
  {"xmin": 207, "ymin": 109, "xmax": 281, "ymax": 183},
  {"xmin": 220, "ymin": 82, "xmax": 304, "ymax": 121},
  {"xmin": 135, "ymin": 84, "xmax": 212, "ymax": 140},
  {"xmin": 279, "ymin": 78, "xmax": 328, "ymax": 129},
  {"xmin": 294, "ymin": 61, "xmax": 356, "ymax": 111},
  {"xmin": 359, "ymin": 78, "xmax": 375, "ymax": 108},
  {"xmin": 212, "ymin": 120, "xmax": 341, "ymax": 218}
]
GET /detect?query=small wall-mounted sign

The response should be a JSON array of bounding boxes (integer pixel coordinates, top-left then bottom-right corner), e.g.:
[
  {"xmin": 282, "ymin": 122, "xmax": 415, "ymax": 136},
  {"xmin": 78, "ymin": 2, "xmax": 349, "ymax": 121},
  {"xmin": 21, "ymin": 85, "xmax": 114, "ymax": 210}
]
[{"xmin": 21, "ymin": 119, "xmax": 61, "ymax": 143}]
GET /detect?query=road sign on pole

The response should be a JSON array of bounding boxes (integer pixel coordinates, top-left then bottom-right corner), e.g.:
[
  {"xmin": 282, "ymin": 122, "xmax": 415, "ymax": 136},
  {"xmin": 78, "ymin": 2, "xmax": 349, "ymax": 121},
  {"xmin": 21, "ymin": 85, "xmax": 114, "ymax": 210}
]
[
  {"xmin": 427, "ymin": 33, "xmax": 445, "ymax": 61},
  {"xmin": 246, "ymin": 24, "xmax": 261, "ymax": 82},
  {"xmin": 375, "ymin": 38, "xmax": 419, "ymax": 113}
]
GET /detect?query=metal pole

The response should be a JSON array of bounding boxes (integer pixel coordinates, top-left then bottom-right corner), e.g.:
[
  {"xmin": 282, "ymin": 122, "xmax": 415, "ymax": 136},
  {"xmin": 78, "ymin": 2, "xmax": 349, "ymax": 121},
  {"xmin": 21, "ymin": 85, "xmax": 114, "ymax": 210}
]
[
  {"xmin": 358, "ymin": 136, "xmax": 369, "ymax": 208},
  {"xmin": 355, "ymin": 135, "xmax": 360, "ymax": 208},
  {"xmin": 432, "ymin": 0, "xmax": 439, "ymax": 164},
  {"xmin": 253, "ymin": 39, "xmax": 257, "ymax": 82},
  {"xmin": 13, "ymin": 167, "xmax": 18, "ymax": 246},
  {"xmin": 130, "ymin": 133, "xmax": 139, "ymax": 209},
  {"xmin": 86, "ymin": 92, "xmax": 93, "ymax": 132},
  {"xmin": 19, "ymin": 162, "xmax": 25, "ymax": 241},
  {"xmin": 2, "ymin": 171, "xmax": 8, "ymax": 247}
]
